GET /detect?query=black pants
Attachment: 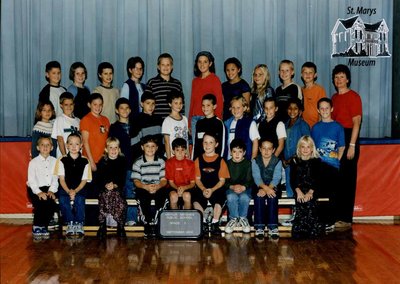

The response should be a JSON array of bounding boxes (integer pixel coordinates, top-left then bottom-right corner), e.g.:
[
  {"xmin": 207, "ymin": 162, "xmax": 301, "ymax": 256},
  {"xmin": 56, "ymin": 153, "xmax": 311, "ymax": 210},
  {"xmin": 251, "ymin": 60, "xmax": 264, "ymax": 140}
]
[
  {"xmin": 318, "ymin": 163, "xmax": 339, "ymax": 225},
  {"xmin": 336, "ymin": 128, "xmax": 360, "ymax": 223},
  {"xmin": 136, "ymin": 187, "xmax": 168, "ymax": 223},
  {"xmin": 28, "ymin": 186, "xmax": 57, "ymax": 227}
]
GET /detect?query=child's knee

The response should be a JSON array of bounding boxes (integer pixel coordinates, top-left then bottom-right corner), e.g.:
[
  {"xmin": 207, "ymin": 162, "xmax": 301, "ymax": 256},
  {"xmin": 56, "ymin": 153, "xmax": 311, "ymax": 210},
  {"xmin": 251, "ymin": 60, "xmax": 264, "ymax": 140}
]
[
  {"xmin": 169, "ymin": 191, "xmax": 178, "ymax": 203},
  {"xmin": 182, "ymin": 192, "xmax": 191, "ymax": 202}
]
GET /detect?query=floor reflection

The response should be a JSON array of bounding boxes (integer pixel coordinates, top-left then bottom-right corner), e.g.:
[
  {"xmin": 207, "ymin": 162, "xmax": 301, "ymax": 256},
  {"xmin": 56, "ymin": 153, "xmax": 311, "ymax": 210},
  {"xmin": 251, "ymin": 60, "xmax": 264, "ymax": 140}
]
[{"xmin": 3, "ymin": 223, "xmax": 397, "ymax": 283}]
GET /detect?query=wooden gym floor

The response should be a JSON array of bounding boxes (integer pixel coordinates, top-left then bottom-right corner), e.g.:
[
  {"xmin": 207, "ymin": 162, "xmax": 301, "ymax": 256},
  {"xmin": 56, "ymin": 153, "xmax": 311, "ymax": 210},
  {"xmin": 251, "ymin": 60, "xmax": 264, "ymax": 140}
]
[{"xmin": 1, "ymin": 221, "xmax": 400, "ymax": 283}]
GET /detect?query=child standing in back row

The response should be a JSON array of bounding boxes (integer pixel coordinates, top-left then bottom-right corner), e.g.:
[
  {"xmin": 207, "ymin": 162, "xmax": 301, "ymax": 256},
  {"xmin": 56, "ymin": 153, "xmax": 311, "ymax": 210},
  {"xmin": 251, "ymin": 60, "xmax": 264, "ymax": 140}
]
[
  {"xmin": 250, "ymin": 64, "xmax": 275, "ymax": 124},
  {"xmin": 301, "ymin": 62, "xmax": 327, "ymax": 128},
  {"xmin": 67, "ymin": 62, "xmax": 91, "ymax": 119},
  {"xmin": 93, "ymin": 62, "xmax": 120, "ymax": 124},
  {"xmin": 275, "ymin": 60, "xmax": 303, "ymax": 123},
  {"xmin": 222, "ymin": 57, "xmax": 251, "ymax": 121},
  {"xmin": 189, "ymin": 51, "xmax": 223, "ymax": 138},
  {"xmin": 38, "ymin": 61, "xmax": 66, "ymax": 116}
]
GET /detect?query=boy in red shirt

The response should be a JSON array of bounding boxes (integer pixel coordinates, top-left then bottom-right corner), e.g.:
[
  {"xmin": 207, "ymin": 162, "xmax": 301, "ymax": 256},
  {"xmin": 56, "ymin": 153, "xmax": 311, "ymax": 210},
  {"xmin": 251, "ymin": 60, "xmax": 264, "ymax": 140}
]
[{"xmin": 165, "ymin": 138, "xmax": 196, "ymax": 210}]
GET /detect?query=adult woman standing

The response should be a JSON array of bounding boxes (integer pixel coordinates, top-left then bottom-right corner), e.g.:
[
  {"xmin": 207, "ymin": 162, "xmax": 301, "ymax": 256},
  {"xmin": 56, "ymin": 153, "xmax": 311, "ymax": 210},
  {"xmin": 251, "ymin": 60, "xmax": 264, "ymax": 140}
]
[{"xmin": 331, "ymin": 64, "xmax": 362, "ymax": 229}]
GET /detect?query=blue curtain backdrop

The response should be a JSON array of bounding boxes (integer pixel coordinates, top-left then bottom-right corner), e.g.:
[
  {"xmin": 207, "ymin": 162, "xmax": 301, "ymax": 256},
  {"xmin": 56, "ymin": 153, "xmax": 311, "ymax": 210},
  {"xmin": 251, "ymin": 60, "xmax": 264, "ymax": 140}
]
[{"xmin": 0, "ymin": 0, "xmax": 393, "ymax": 137}]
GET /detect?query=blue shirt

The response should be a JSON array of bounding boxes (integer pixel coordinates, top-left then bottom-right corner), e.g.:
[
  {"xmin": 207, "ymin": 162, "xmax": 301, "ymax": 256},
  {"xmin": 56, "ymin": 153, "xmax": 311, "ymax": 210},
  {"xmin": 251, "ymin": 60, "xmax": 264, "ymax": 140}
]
[{"xmin": 311, "ymin": 121, "xmax": 345, "ymax": 169}]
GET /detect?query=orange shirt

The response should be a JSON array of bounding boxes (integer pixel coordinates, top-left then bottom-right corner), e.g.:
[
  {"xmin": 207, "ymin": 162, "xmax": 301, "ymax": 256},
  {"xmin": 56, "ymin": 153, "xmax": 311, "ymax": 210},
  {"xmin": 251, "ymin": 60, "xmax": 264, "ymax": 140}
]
[
  {"xmin": 302, "ymin": 83, "xmax": 327, "ymax": 128},
  {"xmin": 80, "ymin": 112, "xmax": 110, "ymax": 163},
  {"xmin": 194, "ymin": 153, "xmax": 230, "ymax": 179}
]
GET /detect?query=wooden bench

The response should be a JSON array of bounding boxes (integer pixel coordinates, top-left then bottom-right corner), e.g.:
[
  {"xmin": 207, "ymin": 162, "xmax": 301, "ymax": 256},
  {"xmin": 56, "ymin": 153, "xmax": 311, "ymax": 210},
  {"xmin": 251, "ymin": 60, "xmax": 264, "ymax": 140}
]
[{"xmin": 57, "ymin": 197, "xmax": 329, "ymax": 233}]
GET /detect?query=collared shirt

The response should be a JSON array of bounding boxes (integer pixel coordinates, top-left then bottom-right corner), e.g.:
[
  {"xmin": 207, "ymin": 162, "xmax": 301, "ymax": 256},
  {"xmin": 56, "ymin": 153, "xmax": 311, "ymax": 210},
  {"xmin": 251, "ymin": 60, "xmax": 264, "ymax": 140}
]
[{"xmin": 28, "ymin": 154, "xmax": 58, "ymax": 194}]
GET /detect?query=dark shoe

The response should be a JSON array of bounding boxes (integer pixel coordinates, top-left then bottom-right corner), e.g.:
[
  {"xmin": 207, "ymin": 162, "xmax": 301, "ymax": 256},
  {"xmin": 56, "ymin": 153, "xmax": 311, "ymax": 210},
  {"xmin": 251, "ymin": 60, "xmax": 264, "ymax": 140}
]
[
  {"xmin": 117, "ymin": 223, "xmax": 127, "ymax": 238},
  {"xmin": 210, "ymin": 223, "xmax": 221, "ymax": 235},
  {"xmin": 97, "ymin": 223, "xmax": 107, "ymax": 239},
  {"xmin": 144, "ymin": 225, "xmax": 156, "ymax": 238}
]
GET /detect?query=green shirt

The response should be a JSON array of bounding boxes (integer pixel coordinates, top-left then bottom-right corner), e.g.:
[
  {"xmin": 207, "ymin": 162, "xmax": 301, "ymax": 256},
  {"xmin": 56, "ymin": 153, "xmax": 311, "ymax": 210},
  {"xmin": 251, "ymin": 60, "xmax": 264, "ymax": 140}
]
[{"xmin": 226, "ymin": 158, "xmax": 253, "ymax": 188}]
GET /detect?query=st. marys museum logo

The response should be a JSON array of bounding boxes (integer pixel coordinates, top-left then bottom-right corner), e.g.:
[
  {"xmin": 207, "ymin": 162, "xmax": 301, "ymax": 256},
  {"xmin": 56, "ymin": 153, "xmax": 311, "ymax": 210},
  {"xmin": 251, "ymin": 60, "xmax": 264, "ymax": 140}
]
[{"xmin": 331, "ymin": 15, "xmax": 391, "ymax": 66}]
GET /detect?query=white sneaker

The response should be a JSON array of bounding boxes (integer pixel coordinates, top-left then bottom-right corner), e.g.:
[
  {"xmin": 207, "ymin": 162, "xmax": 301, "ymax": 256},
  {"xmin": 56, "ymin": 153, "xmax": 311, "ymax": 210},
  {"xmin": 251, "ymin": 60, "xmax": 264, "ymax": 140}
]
[
  {"xmin": 268, "ymin": 228, "xmax": 280, "ymax": 239},
  {"xmin": 255, "ymin": 228, "xmax": 265, "ymax": 238},
  {"xmin": 66, "ymin": 222, "xmax": 74, "ymax": 236},
  {"xmin": 239, "ymin": 217, "xmax": 251, "ymax": 233},
  {"xmin": 125, "ymin": 221, "xmax": 136, "ymax": 226},
  {"xmin": 225, "ymin": 218, "xmax": 237, "ymax": 234}
]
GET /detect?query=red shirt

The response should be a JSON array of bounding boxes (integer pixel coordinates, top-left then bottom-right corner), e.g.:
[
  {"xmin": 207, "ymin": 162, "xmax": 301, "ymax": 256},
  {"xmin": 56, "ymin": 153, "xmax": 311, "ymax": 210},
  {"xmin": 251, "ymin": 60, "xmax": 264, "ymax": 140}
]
[
  {"xmin": 332, "ymin": 90, "xmax": 362, "ymax": 128},
  {"xmin": 165, "ymin": 156, "xmax": 196, "ymax": 187},
  {"xmin": 189, "ymin": 73, "xmax": 223, "ymax": 126}
]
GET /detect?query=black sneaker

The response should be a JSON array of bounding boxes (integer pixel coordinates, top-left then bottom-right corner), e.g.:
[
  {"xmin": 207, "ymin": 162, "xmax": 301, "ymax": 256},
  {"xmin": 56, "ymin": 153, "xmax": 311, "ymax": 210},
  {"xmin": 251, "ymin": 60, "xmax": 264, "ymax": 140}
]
[{"xmin": 210, "ymin": 223, "xmax": 221, "ymax": 235}]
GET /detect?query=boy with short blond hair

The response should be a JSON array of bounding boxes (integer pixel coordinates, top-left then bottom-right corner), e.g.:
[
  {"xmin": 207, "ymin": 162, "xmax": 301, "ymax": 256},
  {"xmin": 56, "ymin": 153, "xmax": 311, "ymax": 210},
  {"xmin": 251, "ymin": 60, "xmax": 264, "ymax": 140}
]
[
  {"xmin": 275, "ymin": 59, "xmax": 303, "ymax": 122},
  {"xmin": 301, "ymin": 62, "xmax": 327, "ymax": 128},
  {"xmin": 51, "ymin": 92, "xmax": 80, "ymax": 157}
]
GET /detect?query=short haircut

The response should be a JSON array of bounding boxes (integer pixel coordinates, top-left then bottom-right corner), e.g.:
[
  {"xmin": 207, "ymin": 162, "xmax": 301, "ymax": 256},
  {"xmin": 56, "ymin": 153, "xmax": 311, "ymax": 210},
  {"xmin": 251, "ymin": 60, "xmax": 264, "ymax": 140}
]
[
  {"xmin": 301, "ymin": 61, "xmax": 317, "ymax": 72},
  {"xmin": 126, "ymin": 56, "xmax": 145, "ymax": 78},
  {"xmin": 301, "ymin": 61, "xmax": 318, "ymax": 83},
  {"xmin": 259, "ymin": 137, "xmax": 275, "ymax": 149},
  {"xmin": 317, "ymin": 97, "xmax": 333, "ymax": 108},
  {"xmin": 88, "ymin": 93, "xmax": 104, "ymax": 103},
  {"xmin": 203, "ymin": 131, "xmax": 219, "ymax": 144},
  {"xmin": 34, "ymin": 101, "xmax": 56, "ymax": 123},
  {"xmin": 115, "ymin": 97, "xmax": 130, "ymax": 109},
  {"xmin": 69, "ymin": 62, "xmax": 87, "ymax": 81},
  {"xmin": 157, "ymin": 53, "xmax": 174, "ymax": 66},
  {"xmin": 332, "ymin": 64, "xmax": 351, "ymax": 88},
  {"xmin": 279, "ymin": 59, "xmax": 295, "ymax": 80},
  {"xmin": 224, "ymin": 57, "xmax": 242, "ymax": 77},
  {"xmin": 141, "ymin": 134, "xmax": 159, "ymax": 146},
  {"xmin": 287, "ymin": 97, "xmax": 304, "ymax": 111},
  {"xmin": 202, "ymin": 93, "xmax": 217, "ymax": 105},
  {"xmin": 45, "ymin": 61, "xmax": 61, "ymax": 72},
  {"xmin": 230, "ymin": 138, "xmax": 246, "ymax": 151},
  {"xmin": 66, "ymin": 132, "xmax": 82, "ymax": 144},
  {"xmin": 141, "ymin": 92, "xmax": 156, "ymax": 103},
  {"xmin": 263, "ymin": 97, "xmax": 277, "ymax": 107},
  {"xmin": 172, "ymin": 137, "xmax": 187, "ymax": 150},
  {"xmin": 45, "ymin": 61, "xmax": 61, "ymax": 82},
  {"xmin": 167, "ymin": 91, "xmax": 184, "ymax": 104},
  {"xmin": 97, "ymin": 62, "xmax": 114, "ymax": 82},
  {"xmin": 37, "ymin": 136, "xmax": 53, "ymax": 147},
  {"xmin": 59, "ymin": 92, "xmax": 74, "ymax": 104},
  {"xmin": 194, "ymin": 51, "xmax": 216, "ymax": 77},
  {"xmin": 230, "ymin": 95, "xmax": 248, "ymax": 109}
]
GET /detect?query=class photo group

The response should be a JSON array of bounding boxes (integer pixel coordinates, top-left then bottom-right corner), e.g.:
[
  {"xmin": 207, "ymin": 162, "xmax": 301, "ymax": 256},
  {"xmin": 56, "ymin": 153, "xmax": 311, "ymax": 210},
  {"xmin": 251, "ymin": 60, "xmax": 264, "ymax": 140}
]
[{"xmin": 28, "ymin": 50, "xmax": 362, "ymax": 240}]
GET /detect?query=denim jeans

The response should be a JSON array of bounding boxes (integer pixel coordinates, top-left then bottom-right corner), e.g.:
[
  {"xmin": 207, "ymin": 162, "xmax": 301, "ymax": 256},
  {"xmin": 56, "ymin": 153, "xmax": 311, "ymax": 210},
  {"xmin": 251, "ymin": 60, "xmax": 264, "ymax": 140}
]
[
  {"xmin": 59, "ymin": 193, "xmax": 85, "ymax": 224},
  {"xmin": 125, "ymin": 170, "xmax": 138, "ymax": 223},
  {"xmin": 284, "ymin": 166, "xmax": 294, "ymax": 197},
  {"xmin": 253, "ymin": 192, "xmax": 279, "ymax": 230},
  {"xmin": 226, "ymin": 188, "xmax": 251, "ymax": 219},
  {"xmin": 190, "ymin": 115, "xmax": 204, "ymax": 145}
]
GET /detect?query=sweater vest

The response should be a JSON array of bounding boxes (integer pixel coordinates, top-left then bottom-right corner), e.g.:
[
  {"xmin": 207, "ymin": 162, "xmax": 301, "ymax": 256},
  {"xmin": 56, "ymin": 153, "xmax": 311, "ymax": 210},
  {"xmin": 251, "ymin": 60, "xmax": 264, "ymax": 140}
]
[
  {"xmin": 225, "ymin": 115, "xmax": 253, "ymax": 160},
  {"xmin": 258, "ymin": 116, "xmax": 279, "ymax": 148},
  {"xmin": 254, "ymin": 154, "xmax": 279, "ymax": 185},
  {"xmin": 125, "ymin": 79, "xmax": 144, "ymax": 114}
]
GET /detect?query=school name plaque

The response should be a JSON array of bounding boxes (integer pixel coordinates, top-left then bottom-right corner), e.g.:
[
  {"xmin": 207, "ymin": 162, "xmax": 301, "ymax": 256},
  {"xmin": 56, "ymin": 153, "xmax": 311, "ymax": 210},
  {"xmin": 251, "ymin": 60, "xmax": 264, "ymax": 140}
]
[{"xmin": 158, "ymin": 210, "xmax": 202, "ymax": 239}]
